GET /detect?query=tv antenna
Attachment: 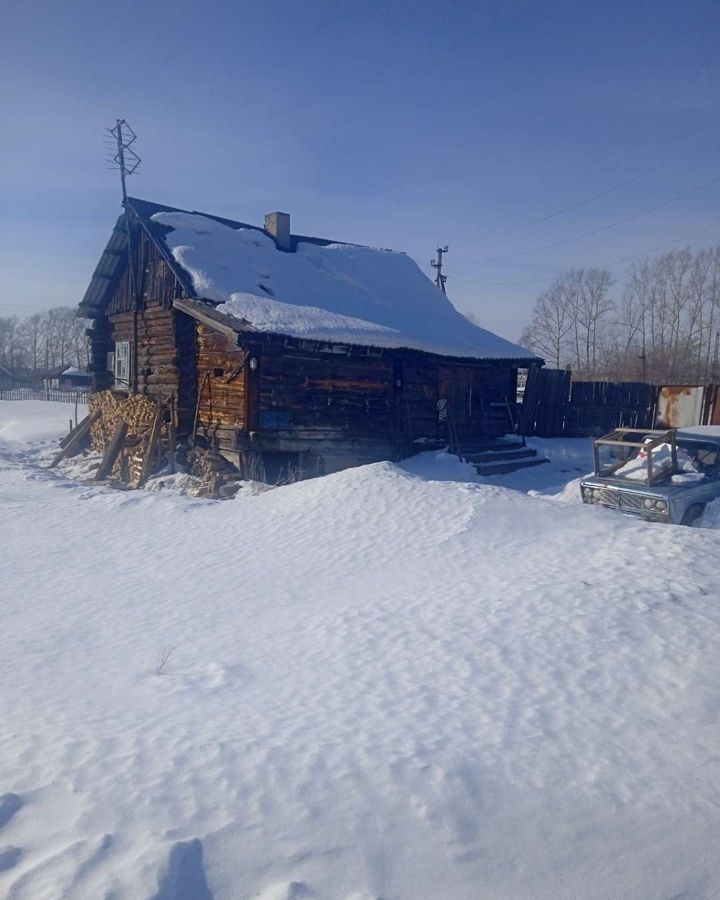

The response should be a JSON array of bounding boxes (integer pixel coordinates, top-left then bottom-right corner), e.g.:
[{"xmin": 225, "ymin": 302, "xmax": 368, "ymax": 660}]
[
  {"xmin": 431, "ymin": 245, "xmax": 449, "ymax": 294},
  {"xmin": 104, "ymin": 118, "xmax": 142, "ymax": 391},
  {"xmin": 105, "ymin": 118, "xmax": 141, "ymax": 205}
]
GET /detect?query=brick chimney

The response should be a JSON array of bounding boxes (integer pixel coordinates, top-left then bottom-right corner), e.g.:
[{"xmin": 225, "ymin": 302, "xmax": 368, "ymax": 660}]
[{"xmin": 264, "ymin": 211, "xmax": 291, "ymax": 250}]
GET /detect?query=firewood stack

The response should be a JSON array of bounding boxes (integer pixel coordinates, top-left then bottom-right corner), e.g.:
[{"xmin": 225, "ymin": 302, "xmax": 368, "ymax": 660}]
[
  {"xmin": 88, "ymin": 391, "xmax": 169, "ymax": 486},
  {"xmin": 89, "ymin": 392, "xmax": 157, "ymax": 449},
  {"xmin": 187, "ymin": 446, "xmax": 243, "ymax": 498}
]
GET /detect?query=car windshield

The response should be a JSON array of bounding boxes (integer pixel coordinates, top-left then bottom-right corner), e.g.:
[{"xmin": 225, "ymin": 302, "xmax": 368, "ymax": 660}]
[{"xmin": 676, "ymin": 440, "xmax": 720, "ymax": 476}]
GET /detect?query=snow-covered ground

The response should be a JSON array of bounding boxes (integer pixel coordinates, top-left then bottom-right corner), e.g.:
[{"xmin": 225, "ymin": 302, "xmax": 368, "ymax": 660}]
[{"xmin": 1, "ymin": 401, "xmax": 720, "ymax": 900}]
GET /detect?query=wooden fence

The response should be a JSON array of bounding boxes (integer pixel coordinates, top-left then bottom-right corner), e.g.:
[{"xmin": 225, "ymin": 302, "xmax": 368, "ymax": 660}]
[
  {"xmin": 520, "ymin": 369, "xmax": 720, "ymax": 437},
  {"xmin": 520, "ymin": 368, "xmax": 571, "ymax": 437},
  {"xmin": 0, "ymin": 386, "xmax": 91, "ymax": 404},
  {"xmin": 564, "ymin": 381, "xmax": 657, "ymax": 436},
  {"xmin": 520, "ymin": 370, "xmax": 699, "ymax": 437}
]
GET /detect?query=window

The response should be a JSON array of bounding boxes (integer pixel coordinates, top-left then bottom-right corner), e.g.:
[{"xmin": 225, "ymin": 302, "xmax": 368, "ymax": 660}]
[{"xmin": 114, "ymin": 341, "xmax": 131, "ymax": 389}]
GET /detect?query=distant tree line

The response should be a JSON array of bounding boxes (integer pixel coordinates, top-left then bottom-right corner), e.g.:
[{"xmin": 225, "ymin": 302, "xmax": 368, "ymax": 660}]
[
  {"xmin": 0, "ymin": 307, "xmax": 90, "ymax": 376},
  {"xmin": 519, "ymin": 243, "xmax": 720, "ymax": 384}
]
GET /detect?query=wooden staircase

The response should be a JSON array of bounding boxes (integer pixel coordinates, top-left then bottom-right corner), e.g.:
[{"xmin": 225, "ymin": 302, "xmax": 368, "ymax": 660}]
[
  {"xmin": 443, "ymin": 398, "xmax": 549, "ymax": 476},
  {"xmin": 458, "ymin": 438, "xmax": 549, "ymax": 476}
]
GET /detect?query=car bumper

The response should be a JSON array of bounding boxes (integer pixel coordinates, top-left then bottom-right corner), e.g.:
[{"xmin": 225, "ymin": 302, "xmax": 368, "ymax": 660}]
[
  {"xmin": 582, "ymin": 498, "xmax": 674, "ymax": 523},
  {"xmin": 580, "ymin": 488, "xmax": 674, "ymax": 523}
]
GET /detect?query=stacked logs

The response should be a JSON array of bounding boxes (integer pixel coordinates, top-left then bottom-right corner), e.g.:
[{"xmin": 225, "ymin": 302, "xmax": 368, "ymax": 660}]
[
  {"xmin": 83, "ymin": 392, "xmax": 245, "ymax": 497},
  {"xmin": 187, "ymin": 446, "xmax": 244, "ymax": 499},
  {"xmin": 88, "ymin": 391, "xmax": 167, "ymax": 486}
]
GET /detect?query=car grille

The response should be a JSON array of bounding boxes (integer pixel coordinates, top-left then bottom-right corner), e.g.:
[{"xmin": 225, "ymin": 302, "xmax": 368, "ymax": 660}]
[
  {"xmin": 619, "ymin": 492, "xmax": 646, "ymax": 511},
  {"xmin": 591, "ymin": 488, "xmax": 654, "ymax": 511},
  {"xmin": 596, "ymin": 487, "xmax": 620, "ymax": 507}
]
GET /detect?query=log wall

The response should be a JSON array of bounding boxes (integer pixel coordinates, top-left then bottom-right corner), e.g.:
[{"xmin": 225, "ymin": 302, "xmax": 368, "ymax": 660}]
[
  {"xmin": 194, "ymin": 334, "xmax": 520, "ymax": 469},
  {"xmin": 258, "ymin": 344, "xmax": 395, "ymax": 438},
  {"xmin": 104, "ymin": 303, "xmax": 196, "ymax": 433},
  {"xmin": 194, "ymin": 324, "xmax": 248, "ymax": 443}
]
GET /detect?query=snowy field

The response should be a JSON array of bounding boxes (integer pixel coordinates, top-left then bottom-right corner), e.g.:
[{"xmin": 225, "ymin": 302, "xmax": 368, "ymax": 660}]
[{"xmin": 1, "ymin": 401, "xmax": 720, "ymax": 900}]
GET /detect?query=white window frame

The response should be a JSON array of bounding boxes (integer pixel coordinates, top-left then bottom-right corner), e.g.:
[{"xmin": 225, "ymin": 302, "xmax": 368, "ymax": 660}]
[{"xmin": 114, "ymin": 341, "xmax": 131, "ymax": 390}]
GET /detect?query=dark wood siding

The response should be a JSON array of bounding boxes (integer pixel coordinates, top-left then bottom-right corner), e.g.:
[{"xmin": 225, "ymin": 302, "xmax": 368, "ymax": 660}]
[
  {"xmin": 257, "ymin": 345, "xmax": 395, "ymax": 438},
  {"xmin": 194, "ymin": 324, "xmax": 247, "ymax": 443},
  {"xmin": 397, "ymin": 356, "xmax": 440, "ymax": 440}
]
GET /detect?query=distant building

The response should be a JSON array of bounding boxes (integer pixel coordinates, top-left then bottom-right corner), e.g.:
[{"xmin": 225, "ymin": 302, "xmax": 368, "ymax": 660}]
[{"xmin": 45, "ymin": 366, "xmax": 92, "ymax": 390}]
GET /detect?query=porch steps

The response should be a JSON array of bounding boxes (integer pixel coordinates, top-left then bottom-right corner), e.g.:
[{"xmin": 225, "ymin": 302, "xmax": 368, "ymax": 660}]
[{"xmin": 454, "ymin": 438, "xmax": 549, "ymax": 476}]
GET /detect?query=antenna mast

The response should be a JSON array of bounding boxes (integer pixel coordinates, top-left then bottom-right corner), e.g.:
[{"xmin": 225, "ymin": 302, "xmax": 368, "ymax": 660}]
[
  {"xmin": 105, "ymin": 119, "xmax": 142, "ymax": 391},
  {"xmin": 431, "ymin": 245, "xmax": 449, "ymax": 294},
  {"xmin": 107, "ymin": 119, "xmax": 141, "ymax": 205}
]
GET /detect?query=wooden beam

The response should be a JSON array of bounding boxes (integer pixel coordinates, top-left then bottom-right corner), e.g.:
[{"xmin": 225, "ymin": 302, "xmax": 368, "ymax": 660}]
[
  {"xmin": 138, "ymin": 407, "xmax": 163, "ymax": 485},
  {"xmin": 95, "ymin": 420, "xmax": 128, "ymax": 480},
  {"xmin": 224, "ymin": 350, "xmax": 249, "ymax": 383},
  {"xmin": 59, "ymin": 413, "xmax": 91, "ymax": 449},
  {"xmin": 49, "ymin": 410, "xmax": 101, "ymax": 467},
  {"xmin": 173, "ymin": 297, "xmax": 252, "ymax": 340},
  {"xmin": 167, "ymin": 396, "xmax": 177, "ymax": 474}
]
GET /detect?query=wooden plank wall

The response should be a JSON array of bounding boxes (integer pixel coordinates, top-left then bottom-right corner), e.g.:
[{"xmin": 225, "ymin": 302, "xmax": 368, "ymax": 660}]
[
  {"xmin": 194, "ymin": 324, "xmax": 247, "ymax": 445},
  {"xmin": 87, "ymin": 318, "xmax": 114, "ymax": 392},
  {"xmin": 106, "ymin": 230, "xmax": 179, "ymax": 316},
  {"xmin": 402, "ymin": 358, "xmax": 440, "ymax": 439},
  {"xmin": 258, "ymin": 346, "xmax": 395, "ymax": 438}
]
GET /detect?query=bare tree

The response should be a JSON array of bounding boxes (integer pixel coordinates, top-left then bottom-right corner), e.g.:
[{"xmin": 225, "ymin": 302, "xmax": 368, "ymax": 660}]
[
  {"xmin": 16, "ymin": 313, "xmax": 47, "ymax": 374},
  {"xmin": 520, "ymin": 243, "xmax": 720, "ymax": 382},
  {"xmin": 519, "ymin": 282, "xmax": 572, "ymax": 368},
  {"xmin": 0, "ymin": 316, "xmax": 20, "ymax": 369}
]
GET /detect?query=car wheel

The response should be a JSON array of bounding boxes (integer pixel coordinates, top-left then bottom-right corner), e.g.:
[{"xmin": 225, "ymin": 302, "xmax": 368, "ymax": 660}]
[{"xmin": 681, "ymin": 503, "xmax": 706, "ymax": 526}]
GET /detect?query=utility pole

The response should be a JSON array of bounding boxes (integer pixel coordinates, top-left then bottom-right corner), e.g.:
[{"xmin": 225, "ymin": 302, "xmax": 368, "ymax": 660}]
[
  {"xmin": 431, "ymin": 245, "xmax": 449, "ymax": 294},
  {"xmin": 106, "ymin": 119, "xmax": 141, "ymax": 391}
]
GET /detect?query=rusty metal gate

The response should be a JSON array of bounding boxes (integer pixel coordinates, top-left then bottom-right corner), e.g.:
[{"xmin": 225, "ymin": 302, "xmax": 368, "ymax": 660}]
[{"xmin": 655, "ymin": 385, "xmax": 706, "ymax": 428}]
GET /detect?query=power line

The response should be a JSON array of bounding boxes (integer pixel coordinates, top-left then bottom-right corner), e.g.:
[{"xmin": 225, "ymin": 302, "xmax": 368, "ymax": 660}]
[
  {"xmin": 451, "ymin": 131, "xmax": 719, "ymax": 248},
  {"xmin": 454, "ymin": 173, "xmax": 720, "ymax": 263},
  {"xmin": 451, "ymin": 219, "xmax": 720, "ymax": 287}
]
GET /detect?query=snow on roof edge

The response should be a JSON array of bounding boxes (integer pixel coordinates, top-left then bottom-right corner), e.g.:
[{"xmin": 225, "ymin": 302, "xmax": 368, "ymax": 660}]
[{"xmin": 140, "ymin": 205, "xmax": 537, "ymax": 361}]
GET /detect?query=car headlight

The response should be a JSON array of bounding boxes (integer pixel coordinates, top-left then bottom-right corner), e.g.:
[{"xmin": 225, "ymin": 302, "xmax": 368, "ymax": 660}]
[
  {"xmin": 643, "ymin": 498, "xmax": 654, "ymax": 509},
  {"xmin": 654, "ymin": 499, "xmax": 668, "ymax": 513}
]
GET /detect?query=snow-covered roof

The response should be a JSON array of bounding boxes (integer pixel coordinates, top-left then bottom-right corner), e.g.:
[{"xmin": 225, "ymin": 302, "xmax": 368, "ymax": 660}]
[
  {"xmin": 60, "ymin": 366, "xmax": 88, "ymax": 377},
  {"xmin": 138, "ymin": 204, "xmax": 534, "ymax": 360}
]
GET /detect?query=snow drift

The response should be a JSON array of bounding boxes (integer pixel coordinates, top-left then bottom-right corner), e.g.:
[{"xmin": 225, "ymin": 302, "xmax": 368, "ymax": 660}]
[{"xmin": 1, "ymin": 402, "xmax": 720, "ymax": 899}]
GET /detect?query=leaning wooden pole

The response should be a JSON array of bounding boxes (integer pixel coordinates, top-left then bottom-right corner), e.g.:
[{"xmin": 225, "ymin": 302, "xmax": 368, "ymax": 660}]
[
  {"xmin": 49, "ymin": 410, "xmax": 102, "ymax": 468},
  {"xmin": 95, "ymin": 420, "xmax": 128, "ymax": 481},
  {"xmin": 137, "ymin": 406, "xmax": 163, "ymax": 486}
]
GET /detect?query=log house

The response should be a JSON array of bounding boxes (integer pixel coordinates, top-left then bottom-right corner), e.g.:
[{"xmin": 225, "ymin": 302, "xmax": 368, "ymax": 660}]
[{"xmin": 79, "ymin": 198, "xmax": 539, "ymax": 481}]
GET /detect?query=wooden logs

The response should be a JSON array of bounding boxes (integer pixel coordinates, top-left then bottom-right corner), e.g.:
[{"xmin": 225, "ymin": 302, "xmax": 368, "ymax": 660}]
[
  {"xmin": 88, "ymin": 391, "xmax": 170, "ymax": 486},
  {"xmin": 95, "ymin": 421, "xmax": 128, "ymax": 480},
  {"xmin": 50, "ymin": 411, "xmax": 102, "ymax": 467},
  {"xmin": 89, "ymin": 391, "xmax": 158, "ymax": 452},
  {"xmin": 138, "ymin": 408, "xmax": 163, "ymax": 486}
]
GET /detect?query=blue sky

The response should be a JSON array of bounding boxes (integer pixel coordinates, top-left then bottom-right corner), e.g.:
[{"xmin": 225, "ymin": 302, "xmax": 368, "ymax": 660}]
[{"xmin": 1, "ymin": 0, "xmax": 718, "ymax": 341}]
